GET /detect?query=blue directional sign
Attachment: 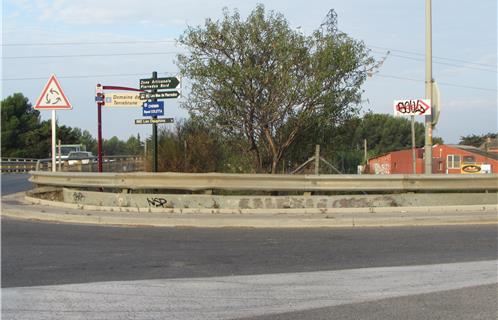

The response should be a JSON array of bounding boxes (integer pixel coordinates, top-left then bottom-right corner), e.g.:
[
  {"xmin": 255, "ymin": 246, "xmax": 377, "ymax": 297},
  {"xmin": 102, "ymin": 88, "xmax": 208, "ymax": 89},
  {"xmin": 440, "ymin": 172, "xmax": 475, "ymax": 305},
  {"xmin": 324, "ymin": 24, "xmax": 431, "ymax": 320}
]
[{"xmin": 143, "ymin": 101, "xmax": 164, "ymax": 117}]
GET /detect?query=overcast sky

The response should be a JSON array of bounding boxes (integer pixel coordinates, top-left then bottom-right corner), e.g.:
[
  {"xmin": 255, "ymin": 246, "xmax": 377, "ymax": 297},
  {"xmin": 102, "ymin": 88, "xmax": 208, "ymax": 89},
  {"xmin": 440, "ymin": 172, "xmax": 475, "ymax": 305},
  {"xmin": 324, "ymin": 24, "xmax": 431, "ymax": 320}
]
[{"xmin": 2, "ymin": 0, "xmax": 496, "ymax": 144}]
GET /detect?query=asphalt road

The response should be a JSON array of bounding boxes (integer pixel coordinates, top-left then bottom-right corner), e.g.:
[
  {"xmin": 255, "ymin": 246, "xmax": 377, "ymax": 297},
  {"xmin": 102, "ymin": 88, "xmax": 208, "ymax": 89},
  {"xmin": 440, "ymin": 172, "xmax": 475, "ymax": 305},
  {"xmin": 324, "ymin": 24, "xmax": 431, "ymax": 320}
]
[
  {"xmin": 2, "ymin": 219, "xmax": 497, "ymax": 319},
  {"xmin": 2, "ymin": 219, "xmax": 497, "ymax": 288},
  {"xmin": 240, "ymin": 284, "xmax": 498, "ymax": 320},
  {"xmin": 1, "ymin": 173, "xmax": 33, "ymax": 195}
]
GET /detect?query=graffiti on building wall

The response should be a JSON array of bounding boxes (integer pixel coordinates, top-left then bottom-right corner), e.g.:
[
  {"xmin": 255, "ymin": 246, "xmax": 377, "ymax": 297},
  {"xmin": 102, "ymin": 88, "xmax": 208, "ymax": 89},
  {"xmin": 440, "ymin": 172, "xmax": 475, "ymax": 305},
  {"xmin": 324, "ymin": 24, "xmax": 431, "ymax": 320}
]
[{"xmin": 373, "ymin": 163, "xmax": 391, "ymax": 175}]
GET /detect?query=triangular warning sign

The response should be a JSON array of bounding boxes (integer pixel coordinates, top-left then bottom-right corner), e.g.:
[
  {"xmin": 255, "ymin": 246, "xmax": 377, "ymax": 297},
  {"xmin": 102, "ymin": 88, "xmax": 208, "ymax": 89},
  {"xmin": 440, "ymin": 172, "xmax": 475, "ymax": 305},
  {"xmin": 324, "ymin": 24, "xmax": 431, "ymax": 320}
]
[{"xmin": 34, "ymin": 74, "xmax": 72, "ymax": 110}]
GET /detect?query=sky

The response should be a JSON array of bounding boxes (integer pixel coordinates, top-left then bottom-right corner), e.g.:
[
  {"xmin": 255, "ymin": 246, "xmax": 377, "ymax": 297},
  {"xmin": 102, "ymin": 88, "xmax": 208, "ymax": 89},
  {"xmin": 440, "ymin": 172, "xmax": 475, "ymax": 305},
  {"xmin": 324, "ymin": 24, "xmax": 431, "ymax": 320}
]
[{"xmin": 2, "ymin": 0, "xmax": 497, "ymax": 145}]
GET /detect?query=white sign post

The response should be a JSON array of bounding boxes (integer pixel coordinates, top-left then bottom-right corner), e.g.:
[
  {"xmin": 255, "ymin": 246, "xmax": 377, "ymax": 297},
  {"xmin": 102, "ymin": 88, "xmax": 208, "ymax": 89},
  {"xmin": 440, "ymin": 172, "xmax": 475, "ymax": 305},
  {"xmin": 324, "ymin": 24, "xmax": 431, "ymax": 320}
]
[
  {"xmin": 34, "ymin": 75, "xmax": 72, "ymax": 172},
  {"xmin": 393, "ymin": 99, "xmax": 432, "ymax": 174}
]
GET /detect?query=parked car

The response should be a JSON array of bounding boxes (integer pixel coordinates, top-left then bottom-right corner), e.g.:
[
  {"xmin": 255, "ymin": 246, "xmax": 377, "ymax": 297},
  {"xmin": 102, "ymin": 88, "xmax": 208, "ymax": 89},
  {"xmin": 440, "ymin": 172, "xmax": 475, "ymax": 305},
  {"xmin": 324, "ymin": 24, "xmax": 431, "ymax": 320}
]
[{"xmin": 66, "ymin": 151, "xmax": 96, "ymax": 165}]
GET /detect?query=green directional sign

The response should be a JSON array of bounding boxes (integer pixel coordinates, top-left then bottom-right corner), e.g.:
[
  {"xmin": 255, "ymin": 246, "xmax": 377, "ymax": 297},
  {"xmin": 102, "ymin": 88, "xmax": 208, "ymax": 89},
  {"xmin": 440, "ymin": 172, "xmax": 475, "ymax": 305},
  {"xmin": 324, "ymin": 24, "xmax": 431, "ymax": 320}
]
[
  {"xmin": 135, "ymin": 118, "xmax": 174, "ymax": 125},
  {"xmin": 139, "ymin": 77, "xmax": 179, "ymax": 90},
  {"xmin": 139, "ymin": 91, "xmax": 180, "ymax": 100}
]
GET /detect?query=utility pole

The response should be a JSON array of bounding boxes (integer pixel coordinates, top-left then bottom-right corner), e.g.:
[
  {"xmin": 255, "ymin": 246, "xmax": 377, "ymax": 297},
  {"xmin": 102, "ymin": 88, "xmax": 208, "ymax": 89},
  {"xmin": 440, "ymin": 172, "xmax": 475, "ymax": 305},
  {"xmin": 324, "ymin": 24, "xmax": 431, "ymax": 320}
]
[{"xmin": 424, "ymin": 0, "xmax": 433, "ymax": 174}]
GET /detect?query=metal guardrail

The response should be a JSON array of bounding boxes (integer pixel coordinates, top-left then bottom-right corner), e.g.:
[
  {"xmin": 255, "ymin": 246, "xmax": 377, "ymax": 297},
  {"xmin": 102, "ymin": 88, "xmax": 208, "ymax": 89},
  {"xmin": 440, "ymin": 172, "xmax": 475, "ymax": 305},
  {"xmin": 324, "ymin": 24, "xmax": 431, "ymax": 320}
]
[
  {"xmin": 29, "ymin": 171, "xmax": 498, "ymax": 192},
  {"xmin": 1, "ymin": 158, "xmax": 38, "ymax": 173},
  {"xmin": 35, "ymin": 155, "xmax": 144, "ymax": 172}
]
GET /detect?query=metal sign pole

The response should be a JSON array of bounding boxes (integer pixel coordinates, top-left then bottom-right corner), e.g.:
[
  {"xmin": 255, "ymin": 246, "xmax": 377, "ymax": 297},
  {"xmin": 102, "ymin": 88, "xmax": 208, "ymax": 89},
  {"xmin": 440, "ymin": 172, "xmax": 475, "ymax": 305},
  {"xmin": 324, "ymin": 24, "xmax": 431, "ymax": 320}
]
[
  {"xmin": 152, "ymin": 71, "xmax": 158, "ymax": 173},
  {"xmin": 51, "ymin": 110, "xmax": 56, "ymax": 172},
  {"xmin": 96, "ymin": 84, "xmax": 103, "ymax": 173},
  {"xmin": 411, "ymin": 115, "xmax": 416, "ymax": 174}
]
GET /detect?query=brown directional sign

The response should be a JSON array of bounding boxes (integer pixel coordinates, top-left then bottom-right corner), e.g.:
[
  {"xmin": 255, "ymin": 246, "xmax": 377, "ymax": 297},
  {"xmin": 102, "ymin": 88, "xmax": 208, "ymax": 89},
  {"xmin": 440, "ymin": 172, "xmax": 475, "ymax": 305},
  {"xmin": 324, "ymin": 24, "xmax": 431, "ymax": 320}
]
[
  {"xmin": 139, "ymin": 77, "xmax": 179, "ymax": 90},
  {"xmin": 135, "ymin": 118, "xmax": 174, "ymax": 125},
  {"xmin": 139, "ymin": 91, "xmax": 180, "ymax": 100}
]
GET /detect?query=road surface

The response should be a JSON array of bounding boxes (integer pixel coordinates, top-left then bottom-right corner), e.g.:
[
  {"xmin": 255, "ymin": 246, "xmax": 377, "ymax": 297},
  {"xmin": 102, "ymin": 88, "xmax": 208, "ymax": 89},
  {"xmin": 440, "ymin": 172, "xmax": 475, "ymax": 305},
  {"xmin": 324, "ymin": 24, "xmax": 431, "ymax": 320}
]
[
  {"xmin": 1, "ymin": 173, "xmax": 33, "ymax": 195},
  {"xmin": 2, "ymin": 219, "xmax": 497, "ymax": 319}
]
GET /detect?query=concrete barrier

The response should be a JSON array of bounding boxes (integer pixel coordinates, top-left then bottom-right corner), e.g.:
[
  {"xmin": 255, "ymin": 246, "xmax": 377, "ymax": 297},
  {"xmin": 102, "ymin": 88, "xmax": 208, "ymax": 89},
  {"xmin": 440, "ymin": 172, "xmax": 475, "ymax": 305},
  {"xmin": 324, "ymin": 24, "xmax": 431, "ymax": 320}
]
[{"xmin": 57, "ymin": 188, "xmax": 497, "ymax": 210}]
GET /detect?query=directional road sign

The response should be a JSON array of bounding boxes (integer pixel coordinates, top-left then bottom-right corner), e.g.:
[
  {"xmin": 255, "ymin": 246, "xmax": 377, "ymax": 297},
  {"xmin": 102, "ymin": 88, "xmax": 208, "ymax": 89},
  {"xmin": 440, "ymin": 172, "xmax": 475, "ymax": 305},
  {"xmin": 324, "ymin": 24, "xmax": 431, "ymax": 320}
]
[
  {"xmin": 104, "ymin": 92, "xmax": 145, "ymax": 107},
  {"xmin": 139, "ymin": 77, "xmax": 179, "ymax": 90},
  {"xmin": 139, "ymin": 91, "xmax": 180, "ymax": 100},
  {"xmin": 34, "ymin": 74, "xmax": 72, "ymax": 110},
  {"xmin": 143, "ymin": 101, "xmax": 164, "ymax": 117},
  {"xmin": 393, "ymin": 99, "xmax": 431, "ymax": 116},
  {"xmin": 135, "ymin": 118, "xmax": 174, "ymax": 125}
]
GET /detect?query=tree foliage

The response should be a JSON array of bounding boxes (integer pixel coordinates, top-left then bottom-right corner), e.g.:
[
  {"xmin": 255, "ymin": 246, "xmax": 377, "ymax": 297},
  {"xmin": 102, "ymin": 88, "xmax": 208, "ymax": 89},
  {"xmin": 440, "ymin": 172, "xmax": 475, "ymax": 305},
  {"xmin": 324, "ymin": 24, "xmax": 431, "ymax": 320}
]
[
  {"xmin": 151, "ymin": 118, "xmax": 226, "ymax": 172},
  {"xmin": 177, "ymin": 5, "xmax": 375, "ymax": 173},
  {"xmin": 1, "ymin": 93, "xmax": 43, "ymax": 157},
  {"xmin": 283, "ymin": 113, "xmax": 444, "ymax": 173},
  {"xmin": 458, "ymin": 133, "xmax": 497, "ymax": 147}
]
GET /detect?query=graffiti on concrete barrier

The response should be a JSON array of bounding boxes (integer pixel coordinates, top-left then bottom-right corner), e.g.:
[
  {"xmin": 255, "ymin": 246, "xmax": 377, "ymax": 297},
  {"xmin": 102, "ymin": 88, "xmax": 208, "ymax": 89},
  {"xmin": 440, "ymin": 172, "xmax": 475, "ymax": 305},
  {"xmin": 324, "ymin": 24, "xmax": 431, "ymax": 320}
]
[
  {"xmin": 147, "ymin": 197, "xmax": 168, "ymax": 208},
  {"xmin": 73, "ymin": 192, "xmax": 85, "ymax": 202}
]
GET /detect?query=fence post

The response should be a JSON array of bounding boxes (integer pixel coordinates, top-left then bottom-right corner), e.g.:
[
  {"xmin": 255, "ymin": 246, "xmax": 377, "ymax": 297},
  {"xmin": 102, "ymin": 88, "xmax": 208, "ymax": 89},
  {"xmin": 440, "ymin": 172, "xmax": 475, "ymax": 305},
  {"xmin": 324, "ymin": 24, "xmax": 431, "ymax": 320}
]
[{"xmin": 314, "ymin": 145, "xmax": 320, "ymax": 175}]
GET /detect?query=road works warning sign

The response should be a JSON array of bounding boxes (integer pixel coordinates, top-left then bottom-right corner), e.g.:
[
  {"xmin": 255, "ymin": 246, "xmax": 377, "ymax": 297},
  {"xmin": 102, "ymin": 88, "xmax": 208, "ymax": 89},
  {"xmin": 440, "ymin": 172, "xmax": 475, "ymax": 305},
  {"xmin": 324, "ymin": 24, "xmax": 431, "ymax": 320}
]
[{"xmin": 34, "ymin": 74, "xmax": 72, "ymax": 110}]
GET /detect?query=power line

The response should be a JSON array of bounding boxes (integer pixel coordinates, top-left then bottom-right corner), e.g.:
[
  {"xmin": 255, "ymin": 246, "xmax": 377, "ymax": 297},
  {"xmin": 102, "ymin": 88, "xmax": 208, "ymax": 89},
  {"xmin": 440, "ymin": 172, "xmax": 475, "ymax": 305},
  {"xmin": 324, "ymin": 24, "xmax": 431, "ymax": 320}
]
[
  {"xmin": 2, "ymin": 51, "xmax": 182, "ymax": 59},
  {"xmin": 372, "ymin": 73, "xmax": 497, "ymax": 92},
  {"xmin": 371, "ymin": 50, "xmax": 498, "ymax": 73},
  {"xmin": 3, "ymin": 71, "xmax": 495, "ymax": 93},
  {"xmin": 368, "ymin": 44, "xmax": 497, "ymax": 69},
  {"xmin": 2, "ymin": 72, "xmax": 161, "ymax": 81},
  {"xmin": 2, "ymin": 40, "xmax": 177, "ymax": 46},
  {"xmin": 4, "ymin": 38, "xmax": 494, "ymax": 69}
]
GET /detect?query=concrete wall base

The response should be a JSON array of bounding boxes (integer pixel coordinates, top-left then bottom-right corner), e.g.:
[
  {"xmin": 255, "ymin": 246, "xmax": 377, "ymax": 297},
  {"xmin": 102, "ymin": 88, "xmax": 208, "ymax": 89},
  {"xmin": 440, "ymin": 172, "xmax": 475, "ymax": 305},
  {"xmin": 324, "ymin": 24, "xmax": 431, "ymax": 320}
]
[{"xmin": 36, "ymin": 188, "xmax": 498, "ymax": 210}]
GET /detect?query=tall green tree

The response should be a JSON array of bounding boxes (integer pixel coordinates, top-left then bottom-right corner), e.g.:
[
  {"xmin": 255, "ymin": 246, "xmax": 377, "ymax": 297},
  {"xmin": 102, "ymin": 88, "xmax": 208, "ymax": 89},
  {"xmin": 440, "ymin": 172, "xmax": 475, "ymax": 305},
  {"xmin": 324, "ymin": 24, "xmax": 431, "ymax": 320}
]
[
  {"xmin": 459, "ymin": 133, "xmax": 497, "ymax": 147},
  {"xmin": 78, "ymin": 129, "xmax": 98, "ymax": 154},
  {"xmin": 354, "ymin": 113, "xmax": 425, "ymax": 156},
  {"xmin": 125, "ymin": 134, "xmax": 143, "ymax": 155},
  {"xmin": 177, "ymin": 5, "xmax": 375, "ymax": 173},
  {"xmin": 284, "ymin": 113, "xmax": 444, "ymax": 173},
  {"xmin": 1, "ymin": 93, "xmax": 43, "ymax": 158}
]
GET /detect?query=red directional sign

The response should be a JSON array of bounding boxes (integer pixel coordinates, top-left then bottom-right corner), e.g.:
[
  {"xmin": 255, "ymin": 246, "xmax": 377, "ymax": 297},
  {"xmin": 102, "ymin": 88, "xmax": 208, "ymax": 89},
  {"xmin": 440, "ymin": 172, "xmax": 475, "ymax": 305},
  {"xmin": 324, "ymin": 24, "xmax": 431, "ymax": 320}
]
[{"xmin": 34, "ymin": 74, "xmax": 72, "ymax": 110}]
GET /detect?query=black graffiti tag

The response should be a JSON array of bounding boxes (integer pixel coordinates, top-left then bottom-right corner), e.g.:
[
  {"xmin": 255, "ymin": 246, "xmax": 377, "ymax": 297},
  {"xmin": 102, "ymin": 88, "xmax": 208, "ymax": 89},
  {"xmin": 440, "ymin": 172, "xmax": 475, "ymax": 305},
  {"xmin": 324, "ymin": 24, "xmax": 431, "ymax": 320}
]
[
  {"xmin": 396, "ymin": 100, "xmax": 428, "ymax": 115},
  {"xmin": 73, "ymin": 192, "xmax": 85, "ymax": 202},
  {"xmin": 147, "ymin": 198, "xmax": 168, "ymax": 208}
]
